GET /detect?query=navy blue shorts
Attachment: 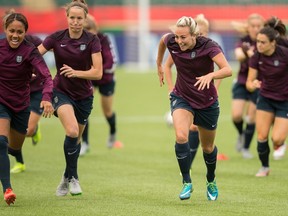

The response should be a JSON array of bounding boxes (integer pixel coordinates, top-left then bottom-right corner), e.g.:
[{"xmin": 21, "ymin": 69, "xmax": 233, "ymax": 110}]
[
  {"xmin": 93, "ymin": 80, "xmax": 115, "ymax": 96},
  {"xmin": 52, "ymin": 90, "xmax": 94, "ymax": 125},
  {"xmin": 30, "ymin": 90, "xmax": 43, "ymax": 115},
  {"xmin": 169, "ymin": 93, "xmax": 220, "ymax": 130},
  {"xmin": 0, "ymin": 103, "xmax": 30, "ymax": 134},
  {"xmin": 232, "ymin": 82, "xmax": 258, "ymax": 104},
  {"xmin": 257, "ymin": 94, "xmax": 288, "ymax": 118}
]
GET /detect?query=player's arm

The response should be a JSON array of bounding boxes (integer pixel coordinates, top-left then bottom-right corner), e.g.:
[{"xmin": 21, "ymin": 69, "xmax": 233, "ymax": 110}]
[
  {"xmin": 235, "ymin": 43, "xmax": 254, "ymax": 62},
  {"xmin": 164, "ymin": 54, "xmax": 175, "ymax": 93},
  {"xmin": 38, "ymin": 44, "xmax": 49, "ymax": 55},
  {"xmin": 195, "ymin": 52, "xmax": 232, "ymax": 90},
  {"xmin": 156, "ymin": 33, "xmax": 169, "ymax": 87},
  {"xmin": 246, "ymin": 67, "xmax": 260, "ymax": 92},
  {"xmin": 60, "ymin": 52, "xmax": 103, "ymax": 80}
]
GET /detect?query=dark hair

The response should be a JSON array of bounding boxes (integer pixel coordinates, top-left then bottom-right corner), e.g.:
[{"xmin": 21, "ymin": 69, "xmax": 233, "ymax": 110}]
[
  {"xmin": 5, "ymin": 13, "xmax": 28, "ymax": 31},
  {"xmin": 259, "ymin": 26, "xmax": 278, "ymax": 42},
  {"xmin": 264, "ymin": 16, "xmax": 286, "ymax": 37},
  {"xmin": 66, "ymin": 0, "xmax": 88, "ymax": 17}
]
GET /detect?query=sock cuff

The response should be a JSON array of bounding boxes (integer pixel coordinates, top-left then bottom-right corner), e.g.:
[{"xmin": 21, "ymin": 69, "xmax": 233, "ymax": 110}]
[
  {"xmin": 175, "ymin": 142, "xmax": 190, "ymax": 152},
  {"xmin": 64, "ymin": 136, "xmax": 78, "ymax": 147}
]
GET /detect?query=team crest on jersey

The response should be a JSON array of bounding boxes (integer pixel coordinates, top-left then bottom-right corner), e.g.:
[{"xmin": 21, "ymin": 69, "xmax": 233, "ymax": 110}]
[
  {"xmin": 191, "ymin": 51, "xmax": 196, "ymax": 59},
  {"xmin": 80, "ymin": 44, "xmax": 86, "ymax": 51},
  {"xmin": 274, "ymin": 60, "xmax": 279, "ymax": 66},
  {"xmin": 16, "ymin": 56, "xmax": 23, "ymax": 63}
]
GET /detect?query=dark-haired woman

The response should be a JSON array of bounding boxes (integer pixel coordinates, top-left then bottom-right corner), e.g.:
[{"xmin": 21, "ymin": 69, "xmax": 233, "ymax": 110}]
[
  {"xmin": 246, "ymin": 26, "xmax": 288, "ymax": 177},
  {"xmin": 0, "ymin": 13, "xmax": 53, "ymax": 205}
]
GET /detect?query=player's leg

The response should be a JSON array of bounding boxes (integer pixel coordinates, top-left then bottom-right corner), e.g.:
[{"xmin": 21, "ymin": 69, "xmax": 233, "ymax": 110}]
[
  {"xmin": 80, "ymin": 120, "xmax": 89, "ymax": 156},
  {"xmin": 0, "ymin": 117, "xmax": 16, "ymax": 205},
  {"xmin": 27, "ymin": 111, "xmax": 42, "ymax": 145},
  {"xmin": 241, "ymin": 101, "xmax": 256, "ymax": 159},
  {"xmin": 255, "ymin": 109, "xmax": 274, "ymax": 177},
  {"xmin": 232, "ymin": 83, "xmax": 249, "ymax": 152},
  {"xmin": 188, "ymin": 124, "xmax": 199, "ymax": 169},
  {"xmin": 56, "ymin": 104, "xmax": 80, "ymax": 196},
  {"xmin": 271, "ymin": 114, "xmax": 288, "ymax": 160},
  {"xmin": 8, "ymin": 107, "xmax": 30, "ymax": 174},
  {"xmin": 173, "ymin": 108, "xmax": 193, "ymax": 200},
  {"xmin": 198, "ymin": 127, "xmax": 218, "ymax": 201}
]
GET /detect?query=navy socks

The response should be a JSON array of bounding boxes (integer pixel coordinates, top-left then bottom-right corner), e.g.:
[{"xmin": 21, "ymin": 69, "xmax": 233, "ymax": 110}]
[
  {"xmin": 0, "ymin": 135, "xmax": 11, "ymax": 192},
  {"xmin": 175, "ymin": 142, "xmax": 191, "ymax": 183},
  {"xmin": 203, "ymin": 146, "xmax": 218, "ymax": 182},
  {"xmin": 63, "ymin": 136, "xmax": 80, "ymax": 180}
]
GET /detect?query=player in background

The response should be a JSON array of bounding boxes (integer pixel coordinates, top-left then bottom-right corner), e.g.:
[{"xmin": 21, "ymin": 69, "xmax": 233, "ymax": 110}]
[
  {"xmin": 0, "ymin": 13, "xmax": 54, "ymax": 205},
  {"xmin": 38, "ymin": 0, "xmax": 103, "ymax": 196},
  {"xmin": 157, "ymin": 16, "xmax": 232, "ymax": 201},
  {"xmin": 80, "ymin": 13, "xmax": 122, "ymax": 156},
  {"xmin": 163, "ymin": 14, "xmax": 222, "ymax": 171},
  {"xmin": 263, "ymin": 16, "xmax": 288, "ymax": 160},
  {"xmin": 246, "ymin": 24, "xmax": 288, "ymax": 177},
  {"xmin": 231, "ymin": 13, "xmax": 264, "ymax": 159}
]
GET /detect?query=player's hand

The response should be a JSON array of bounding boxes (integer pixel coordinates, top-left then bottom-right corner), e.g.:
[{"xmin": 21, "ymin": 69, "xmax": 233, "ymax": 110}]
[
  {"xmin": 194, "ymin": 73, "xmax": 213, "ymax": 90},
  {"xmin": 252, "ymin": 79, "xmax": 261, "ymax": 89},
  {"xmin": 60, "ymin": 64, "xmax": 78, "ymax": 78},
  {"xmin": 40, "ymin": 101, "xmax": 54, "ymax": 118}
]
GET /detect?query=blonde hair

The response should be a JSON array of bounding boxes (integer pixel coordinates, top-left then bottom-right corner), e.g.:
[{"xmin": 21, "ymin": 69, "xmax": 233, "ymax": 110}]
[
  {"xmin": 176, "ymin": 16, "xmax": 199, "ymax": 35},
  {"xmin": 231, "ymin": 13, "xmax": 264, "ymax": 34},
  {"xmin": 195, "ymin": 14, "xmax": 209, "ymax": 29},
  {"xmin": 194, "ymin": 14, "xmax": 209, "ymax": 36},
  {"xmin": 84, "ymin": 14, "xmax": 98, "ymax": 34},
  {"xmin": 247, "ymin": 13, "xmax": 264, "ymax": 25}
]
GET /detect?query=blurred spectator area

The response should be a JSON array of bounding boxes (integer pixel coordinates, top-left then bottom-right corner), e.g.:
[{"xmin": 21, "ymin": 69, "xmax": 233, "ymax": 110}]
[
  {"xmin": 2, "ymin": 0, "xmax": 288, "ymax": 5},
  {"xmin": 1, "ymin": 0, "xmax": 287, "ymax": 32},
  {"xmin": 1, "ymin": 0, "xmax": 288, "ymax": 66}
]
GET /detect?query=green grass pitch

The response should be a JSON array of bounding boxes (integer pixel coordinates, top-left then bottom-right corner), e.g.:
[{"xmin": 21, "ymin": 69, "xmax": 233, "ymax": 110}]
[{"xmin": 3, "ymin": 65, "xmax": 288, "ymax": 215}]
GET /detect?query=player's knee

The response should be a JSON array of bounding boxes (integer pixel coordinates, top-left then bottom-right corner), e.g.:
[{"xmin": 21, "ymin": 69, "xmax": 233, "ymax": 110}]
[
  {"xmin": 271, "ymin": 137, "xmax": 285, "ymax": 148},
  {"xmin": 65, "ymin": 125, "xmax": 79, "ymax": 138}
]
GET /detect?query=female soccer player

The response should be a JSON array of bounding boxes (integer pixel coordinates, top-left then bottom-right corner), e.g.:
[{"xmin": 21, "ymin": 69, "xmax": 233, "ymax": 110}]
[
  {"xmin": 163, "ymin": 14, "xmax": 221, "ymax": 172},
  {"xmin": 9, "ymin": 34, "xmax": 45, "ymax": 174},
  {"xmin": 263, "ymin": 16, "xmax": 288, "ymax": 160},
  {"xmin": 231, "ymin": 13, "xmax": 264, "ymax": 159},
  {"xmin": 0, "ymin": 13, "xmax": 54, "ymax": 205},
  {"xmin": 246, "ymin": 26, "xmax": 288, "ymax": 177},
  {"xmin": 80, "ymin": 13, "xmax": 122, "ymax": 156},
  {"xmin": 2, "ymin": 9, "xmax": 46, "ymax": 174},
  {"xmin": 38, "ymin": 0, "xmax": 103, "ymax": 196},
  {"xmin": 156, "ymin": 16, "xmax": 232, "ymax": 201}
]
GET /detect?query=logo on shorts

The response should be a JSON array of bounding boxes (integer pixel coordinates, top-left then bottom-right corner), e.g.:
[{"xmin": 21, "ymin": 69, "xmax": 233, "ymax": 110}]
[
  {"xmin": 16, "ymin": 55, "xmax": 23, "ymax": 63},
  {"xmin": 80, "ymin": 44, "xmax": 86, "ymax": 51},
  {"xmin": 54, "ymin": 96, "xmax": 58, "ymax": 104},
  {"xmin": 172, "ymin": 99, "xmax": 177, "ymax": 107}
]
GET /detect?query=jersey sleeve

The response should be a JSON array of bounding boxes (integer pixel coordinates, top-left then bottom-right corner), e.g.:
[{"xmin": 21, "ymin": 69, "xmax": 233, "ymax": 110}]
[
  {"xmin": 91, "ymin": 35, "xmax": 102, "ymax": 54},
  {"xmin": 42, "ymin": 34, "xmax": 55, "ymax": 51},
  {"xmin": 206, "ymin": 40, "xmax": 223, "ymax": 59},
  {"xmin": 249, "ymin": 52, "xmax": 259, "ymax": 69},
  {"xmin": 29, "ymin": 47, "xmax": 53, "ymax": 102}
]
